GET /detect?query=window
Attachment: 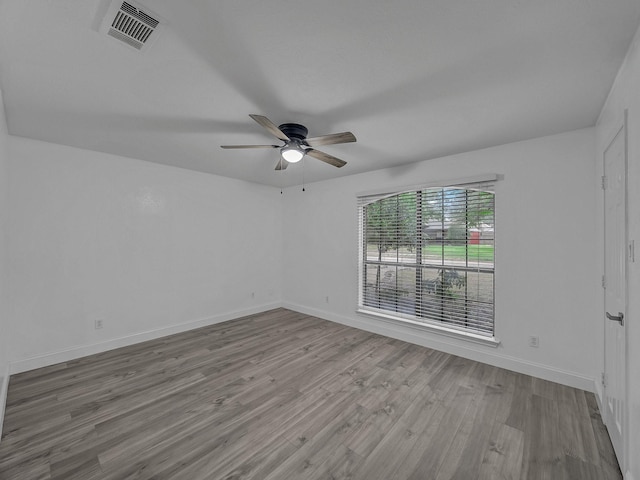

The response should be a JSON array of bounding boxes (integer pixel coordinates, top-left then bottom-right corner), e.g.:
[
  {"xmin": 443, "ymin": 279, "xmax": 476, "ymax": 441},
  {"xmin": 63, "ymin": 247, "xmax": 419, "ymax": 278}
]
[{"xmin": 358, "ymin": 177, "xmax": 495, "ymax": 338}]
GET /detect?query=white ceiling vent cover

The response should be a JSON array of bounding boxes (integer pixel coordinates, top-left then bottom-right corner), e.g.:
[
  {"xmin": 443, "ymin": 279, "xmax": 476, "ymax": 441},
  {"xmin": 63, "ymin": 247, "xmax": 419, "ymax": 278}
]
[{"xmin": 100, "ymin": 1, "xmax": 164, "ymax": 51}]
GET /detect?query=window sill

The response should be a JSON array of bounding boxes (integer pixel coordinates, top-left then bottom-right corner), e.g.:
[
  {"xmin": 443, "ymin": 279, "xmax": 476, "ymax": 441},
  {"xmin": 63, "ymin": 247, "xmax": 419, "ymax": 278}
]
[{"xmin": 356, "ymin": 308, "xmax": 501, "ymax": 348}]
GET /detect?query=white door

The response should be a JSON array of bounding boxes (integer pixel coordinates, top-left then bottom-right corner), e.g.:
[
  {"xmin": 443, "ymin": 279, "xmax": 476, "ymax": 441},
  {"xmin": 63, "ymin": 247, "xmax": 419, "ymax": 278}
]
[{"xmin": 603, "ymin": 120, "xmax": 627, "ymax": 468}]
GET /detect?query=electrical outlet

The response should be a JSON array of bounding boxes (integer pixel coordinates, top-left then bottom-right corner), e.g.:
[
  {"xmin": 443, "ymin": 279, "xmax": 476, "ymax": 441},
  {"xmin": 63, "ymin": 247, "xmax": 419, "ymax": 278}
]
[
  {"xmin": 95, "ymin": 319, "xmax": 104, "ymax": 330},
  {"xmin": 325, "ymin": 296, "xmax": 329, "ymax": 303},
  {"xmin": 251, "ymin": 292, "xmax": 255, "ymax": 299},
  {"xmin": 528, "ymin": 335, "xmax": 539, "ymax": 348}
]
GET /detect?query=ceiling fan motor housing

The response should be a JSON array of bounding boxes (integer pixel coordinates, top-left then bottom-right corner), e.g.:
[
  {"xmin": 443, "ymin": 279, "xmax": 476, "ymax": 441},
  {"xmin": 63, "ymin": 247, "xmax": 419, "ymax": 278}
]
[{"xmin": 279, "ymin": 123, "xmax": 308, "ymax": 141}]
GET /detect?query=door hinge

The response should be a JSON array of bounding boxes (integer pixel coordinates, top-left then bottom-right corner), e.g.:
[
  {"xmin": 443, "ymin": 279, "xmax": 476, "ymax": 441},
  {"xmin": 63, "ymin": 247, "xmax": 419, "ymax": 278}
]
[
  {"xmin": 601, "ymin": 275, "xmax": 606, "ymax": 289},
  {"xmin": 630, "ymin": 240, "xmax": 635, "ymax": 263},
  {"xmin": 601, "ymin": 175, "xmax": 607, "ymax": 190},
  {"xmin": 601, "ymin": 372, "xmax": 607, "ymax": 387}
]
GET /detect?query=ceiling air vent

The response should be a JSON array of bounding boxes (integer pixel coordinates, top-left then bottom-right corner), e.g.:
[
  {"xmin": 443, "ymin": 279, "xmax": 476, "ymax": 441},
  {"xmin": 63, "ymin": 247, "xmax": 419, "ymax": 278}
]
[{"xmin": 100, "ymin": 1, "xmax": 164, "ymax": 51}]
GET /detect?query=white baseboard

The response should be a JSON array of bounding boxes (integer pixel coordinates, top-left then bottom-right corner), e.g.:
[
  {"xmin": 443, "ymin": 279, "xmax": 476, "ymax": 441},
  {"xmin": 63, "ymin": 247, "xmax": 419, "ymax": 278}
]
[
  {"xmin": 6, "ymin": 300, "xmax": 597, "ymax": 392},
  {"xmin": 594, "ymin": 379, "xmax": 604, "ymax": 411},
  {"xmin": 0, "ymin": 364, "xmax": 9, "ymax": 443},
  {"xmin": 9, "ymin": 302, "xmax": 281, "ymax": 375},
  {"xmin": 283, "ymin": 302, "xmax": 595, "ymax": 392}
]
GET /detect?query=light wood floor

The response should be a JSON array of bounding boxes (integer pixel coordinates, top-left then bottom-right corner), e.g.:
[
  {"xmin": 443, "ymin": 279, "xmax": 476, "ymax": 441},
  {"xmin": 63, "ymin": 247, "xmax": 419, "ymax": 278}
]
[{"xmin": 0, "ymin": 308, "xmax": 621, "ymax": 479}]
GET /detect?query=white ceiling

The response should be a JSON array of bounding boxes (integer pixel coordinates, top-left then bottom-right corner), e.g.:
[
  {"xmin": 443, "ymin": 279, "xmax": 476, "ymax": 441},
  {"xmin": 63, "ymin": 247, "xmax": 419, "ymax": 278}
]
[{"xmin": 0, "ymin": 0, "xmax": 638, "ymax": 187}]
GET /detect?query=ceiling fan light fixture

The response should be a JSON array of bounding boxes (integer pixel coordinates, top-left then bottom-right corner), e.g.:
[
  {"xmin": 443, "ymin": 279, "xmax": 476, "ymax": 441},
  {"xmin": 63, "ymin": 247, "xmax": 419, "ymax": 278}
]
[{"xmin": 281, "ymin": 146, "xmax": 304, "ymax": 163}]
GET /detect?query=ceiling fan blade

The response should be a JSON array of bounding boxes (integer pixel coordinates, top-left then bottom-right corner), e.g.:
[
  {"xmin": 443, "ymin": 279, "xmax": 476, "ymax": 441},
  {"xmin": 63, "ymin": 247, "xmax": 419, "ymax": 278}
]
[
  {"xmin": 220, "ymin": 144, "xmax": 279, "ymax": 149},
  {"xmin": 274, "ymin": 159, "xmax": 289, "ymax": 170},
  {"xmin": 305, "ymin": 148, "xmax": 347, "ymax": 168},
  {"xmin": 305, "ymin": 131, "xmax": 356, "ymax": 147},
  {"xmin": 249, "ymin": 114, "xmax": 290, "ymax": 142}
]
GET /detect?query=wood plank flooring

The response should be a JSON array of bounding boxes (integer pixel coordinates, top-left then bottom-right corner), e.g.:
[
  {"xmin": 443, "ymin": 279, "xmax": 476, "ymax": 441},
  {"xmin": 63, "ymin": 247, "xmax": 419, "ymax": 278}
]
[{"xmin": 0, "ymin": 308, "xmax": 621, "ymax": 479}]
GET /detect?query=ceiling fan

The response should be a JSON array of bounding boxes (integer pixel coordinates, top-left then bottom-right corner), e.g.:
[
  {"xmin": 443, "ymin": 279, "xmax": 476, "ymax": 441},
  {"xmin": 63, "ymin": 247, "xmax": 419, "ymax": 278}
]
[{"xmin": 221, "ymin": 114, "xmax": 356, "ymax": 170}]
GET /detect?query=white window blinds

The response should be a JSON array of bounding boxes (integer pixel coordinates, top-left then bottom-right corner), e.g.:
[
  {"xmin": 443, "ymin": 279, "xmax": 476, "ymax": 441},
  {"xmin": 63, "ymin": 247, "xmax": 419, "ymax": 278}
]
[{"xmin": 358, "ymin": 176, "xmax": 496, "ymax": 337}]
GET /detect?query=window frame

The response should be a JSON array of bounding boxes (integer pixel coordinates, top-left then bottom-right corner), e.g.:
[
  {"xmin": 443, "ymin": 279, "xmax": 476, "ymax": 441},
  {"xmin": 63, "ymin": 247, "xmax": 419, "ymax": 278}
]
[{"xmin": 357, "ymin": 175, "xmax": 500, "ymax": 347}]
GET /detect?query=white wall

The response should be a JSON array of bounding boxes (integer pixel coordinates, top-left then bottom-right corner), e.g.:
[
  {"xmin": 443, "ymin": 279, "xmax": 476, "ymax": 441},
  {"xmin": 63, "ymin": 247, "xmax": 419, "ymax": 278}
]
[
  {"xmin": 282, "ymin": 128, "xmax": 599, "ymax": 391},
  {"xmin": 597, "ymin": 23, "xmax": 640, "ymax": 480},
  {"xmin": 0, "ymin": 90, "xmax": 9, "ymax": 435},
  {"xmin": 7, "ymin": 137, "xmax": 283, "ymax": 372}
]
